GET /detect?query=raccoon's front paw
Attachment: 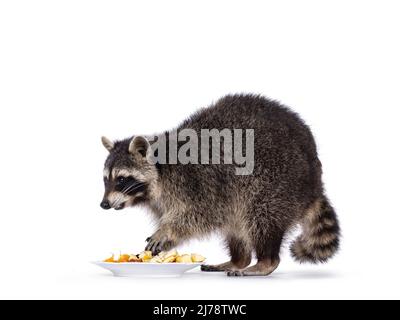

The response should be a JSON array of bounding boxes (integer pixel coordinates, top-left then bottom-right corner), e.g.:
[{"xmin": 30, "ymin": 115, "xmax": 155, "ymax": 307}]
[{"xmin": 145, "ymin": 234, "xmax": 175, "ymax": 255}]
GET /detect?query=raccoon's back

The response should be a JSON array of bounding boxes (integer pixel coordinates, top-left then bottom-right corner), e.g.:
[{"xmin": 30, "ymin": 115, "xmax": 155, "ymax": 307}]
[
  {"xmin": 179, "ymin": 94, "xmax": 313, "ymax": 141},
  {"xmin": 160, "ymin": 94, "xmax": 321, "ymax": 203},
  {"xmin": 179, "ymin": 94, "xmax": 319, "ymax": 168}
]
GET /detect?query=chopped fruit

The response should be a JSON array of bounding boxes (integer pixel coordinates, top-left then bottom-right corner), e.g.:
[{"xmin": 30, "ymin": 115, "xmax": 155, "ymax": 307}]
[
  {"xmin": 191, "ymin": 253, "xmax": 206, "ymax": 263},
  {"xmin": 138, "ymin": 251, "xmax": 152, "ymax": 261},
  {"xmin": 103, "ymin": 250, "xmax": 205, "ymax": 264},
  {"xmin": 128, "ymin": 254, "xmax": 140, "ymax": 262},
  {"xmin": 104, "ymin": 254, "xmax": 115, "ymax": 263},
  {"xmin": 163, "ymin": 255, "xmax": 176, "ymax": 263},
  {"xmin": 164, "ymin": 249, "xmax": 178, "ymax": 259},
  {"xmin": 139, "ymin": 251, "xmax": 152, "ymax": 262},
  {"xmin": 176, "ymin": 254, "xmax": 192, "ymax": 263},
  {"xmin": 118, "ymin": 254, "xmax": 130, "ymax": 263},
  {"xmin": 149, "ymin": 256, "xmax": 163, "ymax": 263}
]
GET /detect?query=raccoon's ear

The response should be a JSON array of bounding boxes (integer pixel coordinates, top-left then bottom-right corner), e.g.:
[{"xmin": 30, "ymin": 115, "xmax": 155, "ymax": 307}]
[
  {"xmin": 129, "ymin": 136, "xmax": 149, "ymax": 158},
  {"xmin": 101, "ymin": 136, "xmax": 114, "ymax": 152}
]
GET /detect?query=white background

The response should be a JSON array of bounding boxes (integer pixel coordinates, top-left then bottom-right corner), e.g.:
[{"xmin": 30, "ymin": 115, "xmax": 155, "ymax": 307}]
[{"xmin": 0, "ymin": 0, "xmax": 399, "ymax": 300}]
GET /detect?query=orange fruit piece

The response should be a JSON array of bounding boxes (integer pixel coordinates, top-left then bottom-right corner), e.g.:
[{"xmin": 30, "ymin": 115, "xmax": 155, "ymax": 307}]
[
  {"xmin": 104, "ymin": 254, "xmax": 115, "ymax": 263},
  {"xmin": 118, "ymin": 254, "xmax": 130, "ymax": 263}
]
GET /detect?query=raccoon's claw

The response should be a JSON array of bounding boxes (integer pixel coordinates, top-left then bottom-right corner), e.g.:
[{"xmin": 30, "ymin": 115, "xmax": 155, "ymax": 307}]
[
  {"xmin": 145, "ymin": 236, "xmax": 173, "ymax": 255},
  {"xmin": 227, "ymin": 270, "xmax": 244, "ymax": 277},
  {"xmin": 144, "ymin": 237, "xmax": 159, "ymax": 255}
]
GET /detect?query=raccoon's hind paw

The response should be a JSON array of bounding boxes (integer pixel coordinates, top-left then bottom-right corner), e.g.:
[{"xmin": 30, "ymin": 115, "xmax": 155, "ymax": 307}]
[
  {"xmin": 201, "ymin": 265, "xmax": 222, "ymax": 272},
  {"xmin": 226, "ymin": 270, "xmax": 244, "ymax": 277},
  {"xmin": 227, "ymin": 259, "xmax": 280, "ymax": 277},
  {"xmin": 201, "ymin": 264, "xmax": 227, "ymax": 272},
  {"xmin": 201, "ymin": 261, "xmax": 238, "ymax": 272}
]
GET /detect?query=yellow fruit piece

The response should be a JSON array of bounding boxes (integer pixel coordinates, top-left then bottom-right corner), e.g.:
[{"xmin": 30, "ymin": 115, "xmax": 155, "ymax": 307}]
[
  {"xmin": 191, "ymin": 253, "xmax": 206, "ymax": 263},
  {"xmin": 164, "ymin": 249, "xmax": 178, "ymax": 259},
  {"xmin": 140, "ymin": 251, "xmax": 153, "ymax": 262},
  {"xmin": 104, "ymin": 254, "xmax": 115, "ymax": 263},
  {"xmin": 149, "ymin": 256, "xmax": 163, "ymax": 263},
  {"xmin": 163, "ymin": 255, "xmax": 176, "ymax": 263},
  {"xmin": 161, "ymin": 249, "xmax": 178, "ymax": 263},
  {"xmin": 138, "ymin": 251, "xmax": 152, "ymax": 260},
  {"xmin": 176, "ymin": 254, "xmax": 192, "ymax": 263}
]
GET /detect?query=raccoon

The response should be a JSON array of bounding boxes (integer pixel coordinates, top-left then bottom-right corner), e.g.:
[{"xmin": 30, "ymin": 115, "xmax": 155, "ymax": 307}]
[{"xmin": 100, "ymin": 94, "xmax": 340, "ymax": 276}]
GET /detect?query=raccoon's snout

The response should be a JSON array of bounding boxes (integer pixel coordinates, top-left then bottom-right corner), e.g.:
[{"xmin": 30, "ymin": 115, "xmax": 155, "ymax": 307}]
[{"xmin": 100, "ymin": 200, "xmax": 111, "ymax": 210}]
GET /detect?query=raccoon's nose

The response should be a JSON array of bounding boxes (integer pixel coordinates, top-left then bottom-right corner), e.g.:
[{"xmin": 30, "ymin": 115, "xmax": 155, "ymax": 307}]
[{"xmin": 100, "ymin": 200, "xmax": 111, "ymax": 210}]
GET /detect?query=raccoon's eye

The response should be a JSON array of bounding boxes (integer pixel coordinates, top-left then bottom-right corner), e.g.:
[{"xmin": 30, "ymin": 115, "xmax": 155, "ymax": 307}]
[{"xmin": 116, "ymin": 176, "xmax": 126, "ymax": 185}]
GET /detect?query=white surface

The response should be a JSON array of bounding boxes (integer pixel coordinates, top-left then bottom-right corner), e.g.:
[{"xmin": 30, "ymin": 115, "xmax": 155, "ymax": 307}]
[
  {"xmin": 92, "ymin": 262, "xmax": 203, "ymax": 278},
  {"xmin": 0, "ymin": 0, "xmax": 400, "ymax": 299}
]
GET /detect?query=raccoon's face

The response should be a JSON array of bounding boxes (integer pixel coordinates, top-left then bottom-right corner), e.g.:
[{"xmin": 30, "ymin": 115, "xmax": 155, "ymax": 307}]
[{"xmin": 100, "ymin": 135, "xmax": 158, "ymax": 210}]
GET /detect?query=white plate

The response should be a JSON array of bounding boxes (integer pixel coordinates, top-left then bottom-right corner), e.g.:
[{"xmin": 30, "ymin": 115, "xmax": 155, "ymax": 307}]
[{"xmin": 92, "ymin": 261, "xmax": 204, "ymax": 277}]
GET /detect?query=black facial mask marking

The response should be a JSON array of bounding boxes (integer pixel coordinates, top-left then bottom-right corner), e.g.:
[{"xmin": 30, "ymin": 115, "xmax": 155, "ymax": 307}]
[{"xmin": 115, "ymin": 176, "xmax": 147, "ymax": 195}]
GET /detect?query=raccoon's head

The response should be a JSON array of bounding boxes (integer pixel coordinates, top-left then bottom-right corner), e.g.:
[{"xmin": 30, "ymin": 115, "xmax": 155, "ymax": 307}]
[{"xmin": 100, "ymin": 135, "xmax": 158, "ymax": 210}]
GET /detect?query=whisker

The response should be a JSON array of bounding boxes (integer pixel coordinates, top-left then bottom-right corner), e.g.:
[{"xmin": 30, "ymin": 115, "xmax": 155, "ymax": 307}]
[
  {"xmin": 112, "ymin": 182, "xmax": 145, "ymax": 207},
  {"xmin": 122, "ymin": 183, "xmax": 145, "ymax": 195},
  {"xmin": 111, "ymin": 183, "xmax": 139, "ymax": 206}
]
